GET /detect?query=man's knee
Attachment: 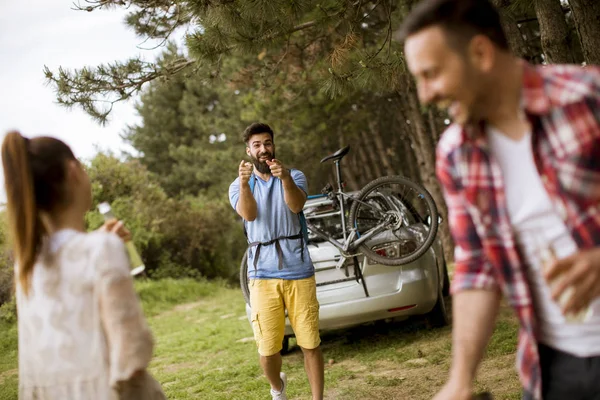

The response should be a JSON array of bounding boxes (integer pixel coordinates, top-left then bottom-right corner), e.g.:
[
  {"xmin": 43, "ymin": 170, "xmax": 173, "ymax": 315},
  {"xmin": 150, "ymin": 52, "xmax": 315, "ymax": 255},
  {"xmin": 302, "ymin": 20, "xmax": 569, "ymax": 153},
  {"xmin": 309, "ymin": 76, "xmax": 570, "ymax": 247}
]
[
  {"xmin": 257, "ymin": 334, "xmax": 285, "ymax": 357},
  {"xmin": 300, "ymin": 345, "xmax": 321, "ymax": 354},
  {"xmin": 260, "ymin": 351, "xmax": 282, "ymax": 361}
]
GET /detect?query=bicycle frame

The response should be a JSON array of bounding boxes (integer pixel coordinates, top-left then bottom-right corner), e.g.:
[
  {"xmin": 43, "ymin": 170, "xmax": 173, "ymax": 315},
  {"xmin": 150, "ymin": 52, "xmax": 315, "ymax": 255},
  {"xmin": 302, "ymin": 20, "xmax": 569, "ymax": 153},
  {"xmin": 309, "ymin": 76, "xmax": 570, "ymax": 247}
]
[
  {"xmin": 305, "ymin": 158, "xmax": 391, "ymax": 269},
  {"xmin": 306, "ymin": 193, "xmax": 388, "ymax": 250}
]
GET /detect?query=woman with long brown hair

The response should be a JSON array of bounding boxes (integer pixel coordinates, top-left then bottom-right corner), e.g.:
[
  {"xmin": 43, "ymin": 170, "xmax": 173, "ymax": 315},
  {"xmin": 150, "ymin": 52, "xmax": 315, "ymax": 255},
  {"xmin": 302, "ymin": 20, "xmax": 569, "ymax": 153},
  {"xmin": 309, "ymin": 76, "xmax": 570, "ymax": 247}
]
[{"xmin": 2, "ymin": 131, "xmax": 165, "ymax": 399}]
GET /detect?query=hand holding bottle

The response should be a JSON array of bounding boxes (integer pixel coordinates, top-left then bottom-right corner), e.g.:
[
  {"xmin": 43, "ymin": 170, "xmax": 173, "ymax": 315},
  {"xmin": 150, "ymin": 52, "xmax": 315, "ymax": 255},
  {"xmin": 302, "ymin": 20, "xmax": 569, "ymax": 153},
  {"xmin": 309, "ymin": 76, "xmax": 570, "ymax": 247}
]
[
  {"xmin": 101, "ymin": 218, "xmax": 131, "ymax": 242},
  {"xmin": 98, "ymin": 202, "xmax": 146, "ymax": 276}
]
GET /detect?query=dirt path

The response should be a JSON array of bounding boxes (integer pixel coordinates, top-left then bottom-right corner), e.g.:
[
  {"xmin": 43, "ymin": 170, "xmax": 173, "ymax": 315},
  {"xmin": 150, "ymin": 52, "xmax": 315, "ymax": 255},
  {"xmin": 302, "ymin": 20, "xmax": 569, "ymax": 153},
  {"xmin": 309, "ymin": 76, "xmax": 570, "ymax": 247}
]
[{"xmin": 280, "ymin": 300, "xmax": 521, "ymax": 400}]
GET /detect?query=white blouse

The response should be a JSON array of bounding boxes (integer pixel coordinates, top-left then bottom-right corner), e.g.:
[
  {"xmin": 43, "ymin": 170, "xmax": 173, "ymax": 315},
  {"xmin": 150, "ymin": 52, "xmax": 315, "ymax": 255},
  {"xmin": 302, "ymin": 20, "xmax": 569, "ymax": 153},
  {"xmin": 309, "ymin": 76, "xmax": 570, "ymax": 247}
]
[{"xmin": 16, "ymin": 230, "xmax": 164, "ymax": 400}]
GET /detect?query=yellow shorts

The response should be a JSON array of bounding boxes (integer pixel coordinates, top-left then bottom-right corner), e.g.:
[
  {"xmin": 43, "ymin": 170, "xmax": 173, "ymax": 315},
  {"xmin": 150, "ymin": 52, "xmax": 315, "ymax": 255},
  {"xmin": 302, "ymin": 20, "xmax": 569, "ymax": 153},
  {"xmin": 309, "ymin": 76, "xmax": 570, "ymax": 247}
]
[{"xmin": 249, "ymin": 276, "xmax": 321, "ymax": 356}]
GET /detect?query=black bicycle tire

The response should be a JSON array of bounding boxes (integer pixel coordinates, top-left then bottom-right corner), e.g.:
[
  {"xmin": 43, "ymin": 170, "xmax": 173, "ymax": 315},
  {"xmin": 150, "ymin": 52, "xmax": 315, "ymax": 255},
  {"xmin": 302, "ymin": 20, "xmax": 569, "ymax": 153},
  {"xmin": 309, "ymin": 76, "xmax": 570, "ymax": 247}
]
[
  {"xmin": 348, "ymin": 175, "xmax": 439, "ymax": 266},
  {"xmin": 240, "ymin": 250, "xmax": 251, "ymax": 306}
]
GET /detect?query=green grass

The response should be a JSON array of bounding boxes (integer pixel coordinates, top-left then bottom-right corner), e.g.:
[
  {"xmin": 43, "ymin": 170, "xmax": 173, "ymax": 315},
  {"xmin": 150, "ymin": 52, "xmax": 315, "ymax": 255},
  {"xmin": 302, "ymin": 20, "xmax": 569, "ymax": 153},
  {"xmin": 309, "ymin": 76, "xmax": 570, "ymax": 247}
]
[
  {"xmin": 0, "ymin": 320, "xmax": 18, "ymax": 400},
  {"xmin": 0, "ymin": 279, "xmax": 522, "ymax": 399},
  {"xmin": 135, "ymin": 278, "xmax": 225, "ymax": 317}
]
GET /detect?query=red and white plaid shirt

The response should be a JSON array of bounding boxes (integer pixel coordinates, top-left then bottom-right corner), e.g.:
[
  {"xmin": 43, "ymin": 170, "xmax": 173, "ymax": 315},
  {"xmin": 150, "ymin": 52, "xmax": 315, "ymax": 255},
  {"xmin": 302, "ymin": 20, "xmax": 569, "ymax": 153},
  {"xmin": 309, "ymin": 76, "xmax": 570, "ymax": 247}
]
[{"xmin": 436, "ymin": 62, "xmax": 600, "ymax": 399}]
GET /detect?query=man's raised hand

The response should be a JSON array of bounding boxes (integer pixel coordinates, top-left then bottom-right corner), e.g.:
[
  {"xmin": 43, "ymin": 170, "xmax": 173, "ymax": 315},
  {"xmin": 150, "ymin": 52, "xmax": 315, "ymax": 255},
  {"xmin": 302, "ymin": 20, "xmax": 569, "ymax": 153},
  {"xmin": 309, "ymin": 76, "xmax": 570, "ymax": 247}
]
[
  {"xmin": 239, "ymin": 160, "xmax": 254, "ymax": 184},
  {"xmin": 266, "ymin": 159, "xmax": 290, "ymax": 180}
]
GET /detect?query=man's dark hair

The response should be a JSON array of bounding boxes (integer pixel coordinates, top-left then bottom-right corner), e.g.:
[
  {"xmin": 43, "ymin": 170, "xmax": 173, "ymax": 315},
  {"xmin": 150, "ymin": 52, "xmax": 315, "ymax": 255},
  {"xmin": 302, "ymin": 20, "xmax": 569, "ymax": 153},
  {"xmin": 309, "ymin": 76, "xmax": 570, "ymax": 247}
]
[
  {"xmin": 242, "ymin": 122, "xmax": 274, "ymax": 144},
  {"xmin": 396, "ymin": 0, "xmax": 509, "ymax": 52}
]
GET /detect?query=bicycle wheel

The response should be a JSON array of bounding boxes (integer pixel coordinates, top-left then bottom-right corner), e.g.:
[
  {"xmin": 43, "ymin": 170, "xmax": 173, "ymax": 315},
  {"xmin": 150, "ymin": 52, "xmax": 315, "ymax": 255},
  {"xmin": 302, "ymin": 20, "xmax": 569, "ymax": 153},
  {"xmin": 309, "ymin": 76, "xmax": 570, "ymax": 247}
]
[
  {"xmin": 240, "ymin": 250, "xmax": 251, "ymax": 306},
  {"xmin": 348, "ymin": 175, "xmax": 439, "ymax": 266}
]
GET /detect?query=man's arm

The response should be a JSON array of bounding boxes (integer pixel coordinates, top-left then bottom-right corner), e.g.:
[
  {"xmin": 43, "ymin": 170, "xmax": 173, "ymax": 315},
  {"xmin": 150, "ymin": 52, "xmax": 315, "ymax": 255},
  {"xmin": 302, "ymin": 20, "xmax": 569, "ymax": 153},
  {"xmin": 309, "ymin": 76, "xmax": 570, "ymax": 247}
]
[
  {"xmin": 236, "ymin": 180, "xmax": 258, "ymax": 221},
  {"xmin": 443, "ymin": 290, "xmax": 501, "ymax": 393},
  {"xmin": 281, "ymin": 175, "xmax": 307, "ymax": 214},
  {"xmin": 232, "ymin": 161, "xmax": 257, "ymax": 221},
  {"xmin": 433, "ymin": 145, "xmax": 502, "ymax": 399},
  {"xmin": 268, "ymin": 160, "xmax": 306, "ymax": 214}
]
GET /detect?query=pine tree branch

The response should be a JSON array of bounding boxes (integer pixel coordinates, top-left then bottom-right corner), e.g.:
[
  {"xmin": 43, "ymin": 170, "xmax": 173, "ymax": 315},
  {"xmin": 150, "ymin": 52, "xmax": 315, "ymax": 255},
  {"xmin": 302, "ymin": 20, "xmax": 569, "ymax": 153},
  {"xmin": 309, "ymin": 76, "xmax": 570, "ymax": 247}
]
[
  {"xmin": 73, "ymin": 0, "xmax": 191, "ymax": 43},
  {"xmin": 45, "ymin": 57, "xmax": 195, "ymax": 125},
  {"xmin": 359, "ymin": 0, "xmax": 384, "ymax": 22},
  {"xmin": 136, "ymin": 3, "xmax": 186, "ymax": 51},
  {"xmin": 72, "ymin": 0, "xmax": 134, "ymax": 12},
  {"xmin": 370, "ymin": 1, "xmax": 392, "ymax": 60},
  {"xmin": 54, "ymin": 0, "xmax": 391, "ymax": 122},
  {"xmin": 48, "ymin": 14, "xmax": 317, "ymax": 123},
  {"xmin": 289, "ymin": 21, "xmax": 317, "ymax": 34},
  {"xmin": 386, "ymin": 0, "xmax": 393, "ymax": 57},
  {"xmin": 234, "ymin": 20, "xmax": 318, "ymax": 48}
]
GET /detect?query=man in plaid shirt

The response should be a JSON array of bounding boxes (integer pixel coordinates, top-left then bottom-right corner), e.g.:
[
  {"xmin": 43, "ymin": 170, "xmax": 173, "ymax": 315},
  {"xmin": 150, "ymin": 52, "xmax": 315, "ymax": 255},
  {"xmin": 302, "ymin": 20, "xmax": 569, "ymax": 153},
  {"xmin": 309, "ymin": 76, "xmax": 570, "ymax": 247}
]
[{"xmin": 397, "ymin": 0, "xmax": 600, "ymax": 399}]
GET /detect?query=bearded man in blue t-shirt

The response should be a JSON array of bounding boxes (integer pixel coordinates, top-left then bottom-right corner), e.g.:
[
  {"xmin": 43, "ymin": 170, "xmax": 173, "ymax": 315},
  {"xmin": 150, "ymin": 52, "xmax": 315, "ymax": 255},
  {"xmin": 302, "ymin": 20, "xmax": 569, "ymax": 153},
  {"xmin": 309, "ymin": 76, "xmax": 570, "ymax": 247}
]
[{"xmin": 229, "ymin": 122, "xmax": 324, "ymax": 400}]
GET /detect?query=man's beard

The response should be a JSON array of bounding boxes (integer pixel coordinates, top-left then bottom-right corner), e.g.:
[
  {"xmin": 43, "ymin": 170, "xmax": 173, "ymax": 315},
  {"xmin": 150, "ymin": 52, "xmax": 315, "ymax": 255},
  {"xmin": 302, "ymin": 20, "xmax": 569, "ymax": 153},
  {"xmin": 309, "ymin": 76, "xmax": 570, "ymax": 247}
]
[{"xmin": 251, "ymin": 151, "xmax": 274, "ymax": 175}]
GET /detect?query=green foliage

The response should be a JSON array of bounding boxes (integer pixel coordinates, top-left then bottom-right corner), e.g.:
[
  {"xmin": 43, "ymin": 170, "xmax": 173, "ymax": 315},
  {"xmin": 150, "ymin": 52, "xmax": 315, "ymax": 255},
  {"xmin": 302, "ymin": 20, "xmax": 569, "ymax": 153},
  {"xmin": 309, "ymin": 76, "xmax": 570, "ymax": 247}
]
[
  {"xmin": 0, "ymin": 146, "xmax": 247, "ymax": 293},
  {"xmin": 46, "ymin": 0, "xmax": 451, "ymax": 247},
  {"xmin": 86, "ymin": 153, "xmax": 246, "ymax": 281},
  {"xmin": 0, "ymin": 256, "xmax": 13, "ymax": 308},
  {"xmin": 47, "ymin": 0, "xmax": 412, "ymax": 124},
  {"xmin": 124, "ymin": 41, "xmax": 424, "ymax": 202},
  {"xmin": 123, "ymin": 47, "xmax": 246, "ymax": 198},
  {"xmin": 0, "ymin": 297, "xmax": 16, "ymax": 324},
  {"xmin": 0, "ymin": 212, "xmax": 14, "ymax": 312}
]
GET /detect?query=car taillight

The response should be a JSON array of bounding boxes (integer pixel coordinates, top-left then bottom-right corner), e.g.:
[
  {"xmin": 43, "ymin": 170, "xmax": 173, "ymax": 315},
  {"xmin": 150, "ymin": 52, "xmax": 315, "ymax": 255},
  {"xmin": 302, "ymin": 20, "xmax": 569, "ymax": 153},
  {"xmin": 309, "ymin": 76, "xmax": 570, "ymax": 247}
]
[
  {"xmin": 375, "ymin": 244, "xmax": 398, "ymax": 258},
  {"xmin": 368, "ymin": 241, "xmax": 418, "ymax": 264},
  {"xmin": 369, "ymin": 243, "xmax": 399, "ymax": 264},
  {"xmin": 375, "ymin": 248, "xmax": 388, "ymax": 257}
]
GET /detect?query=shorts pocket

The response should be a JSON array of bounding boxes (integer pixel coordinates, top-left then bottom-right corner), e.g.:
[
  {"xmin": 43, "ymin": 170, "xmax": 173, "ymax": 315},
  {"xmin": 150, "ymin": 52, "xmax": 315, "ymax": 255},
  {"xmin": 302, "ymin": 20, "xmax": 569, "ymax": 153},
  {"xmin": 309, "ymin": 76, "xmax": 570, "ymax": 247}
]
[
  {"xmin": 307, "ymin": 304, "xmax": 320, "ymax": 330},
  {"xmin": 251, "ymin": 311, "xmax": 262, "ymax": 341},
  {"xmin": 294, "ymin": 303, "xmax": 321, "ymax": 349}
]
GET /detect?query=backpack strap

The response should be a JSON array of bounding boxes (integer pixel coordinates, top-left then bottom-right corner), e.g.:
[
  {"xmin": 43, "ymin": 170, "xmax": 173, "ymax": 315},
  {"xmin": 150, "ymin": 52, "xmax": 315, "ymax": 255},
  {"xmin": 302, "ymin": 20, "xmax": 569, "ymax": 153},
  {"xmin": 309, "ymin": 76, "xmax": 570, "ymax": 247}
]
[
  {"xmin": 248, "ymin": 173, "xmax": 256, "ymax": 193},
  {"xmin": 242, "ymin": 173, "xmax": 256, "ymax": 240},
  {"xmin": 248, "ymin": 231, "xmax": 304, "ymax": 271},
  {"xmin": 286, "ymin": 168, "xmax": 309, "ymax": 243}
]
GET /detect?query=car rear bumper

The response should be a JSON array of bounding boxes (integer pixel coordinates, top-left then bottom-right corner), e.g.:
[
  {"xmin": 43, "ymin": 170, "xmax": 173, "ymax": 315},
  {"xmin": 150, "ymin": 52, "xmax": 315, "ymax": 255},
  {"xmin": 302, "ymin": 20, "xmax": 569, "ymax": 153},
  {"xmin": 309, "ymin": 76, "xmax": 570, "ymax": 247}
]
[
  {"xmin": 314, "ymin": 277, "xmax": 438, "ymax": 331},
  {"xmin": 244, "ymin": 272, "xmax": 439, "ymax": 336}
]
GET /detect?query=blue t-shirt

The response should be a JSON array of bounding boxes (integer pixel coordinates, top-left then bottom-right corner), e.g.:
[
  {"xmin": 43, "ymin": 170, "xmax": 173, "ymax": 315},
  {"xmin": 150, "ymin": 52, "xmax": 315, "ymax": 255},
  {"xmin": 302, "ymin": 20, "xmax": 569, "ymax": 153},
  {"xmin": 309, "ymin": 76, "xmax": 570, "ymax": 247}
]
[{"xmin": 229, "ymin": 170, "xmax": 314, "ymax": 280}]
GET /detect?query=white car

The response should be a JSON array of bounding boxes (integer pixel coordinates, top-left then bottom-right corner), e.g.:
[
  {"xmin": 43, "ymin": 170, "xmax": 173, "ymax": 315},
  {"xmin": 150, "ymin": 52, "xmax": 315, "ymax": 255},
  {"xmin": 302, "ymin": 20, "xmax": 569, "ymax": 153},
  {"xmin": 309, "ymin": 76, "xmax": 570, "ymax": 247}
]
[{"xmin": 240, "ymin": 191, "xmax": 450, "ymax": 353}]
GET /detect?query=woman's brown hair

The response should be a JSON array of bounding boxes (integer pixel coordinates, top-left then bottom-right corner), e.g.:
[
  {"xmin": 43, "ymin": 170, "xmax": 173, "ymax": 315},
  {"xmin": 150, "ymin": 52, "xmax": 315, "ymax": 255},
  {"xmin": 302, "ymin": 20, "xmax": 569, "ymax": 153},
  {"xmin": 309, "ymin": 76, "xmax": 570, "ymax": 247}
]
[{"xmin": 2, "ymin": 131, "xmax": 76, "ymax": 296}]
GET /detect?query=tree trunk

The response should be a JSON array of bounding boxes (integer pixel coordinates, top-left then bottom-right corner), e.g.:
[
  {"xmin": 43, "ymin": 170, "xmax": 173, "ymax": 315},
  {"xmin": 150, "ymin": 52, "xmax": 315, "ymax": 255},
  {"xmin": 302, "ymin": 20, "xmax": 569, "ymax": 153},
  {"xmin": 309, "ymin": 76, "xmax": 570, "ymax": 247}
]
[
  {"xmin": 359, "ymin": 130, "xmax": 383, "ymax": 179},
  {"xmin": 328, "ymin": 171, "xmax": 337, "ymax": 191},
  {"xmin": 350, "ymin": 161, "xmax": 362, "ymax": 191},
  {"xmin": 535, "ymin": 0, "xmax": 575, "ymax": 63},
  {"xmin": 492, "ymin": 0, "xmax": 534, "ymax": 61},
  {"xmin": 392, "ymin": 97, "xmax": 424, "ymax": 184},
  {"xmin": 369, "ymin": 120, "xmax": 396, "ymax": 176},
  {"xmin": 388, "ymin": 124, "xmax": 400, "ymax": 172},
  {"xmin": 397, "ymin": 82, "xmax": 454, "ymax": 263},
  {"xmin": 568, "ymin": 0, "xmax": 600, "ymax": 65},
  {"xmin": 400, "ymin": 136, "xmax": 420, "ymax": 184},
  {"xmin": 343, "ymin": 156, "xmax": 361, "ymax": 192},
  {"xmin": 356, "ymin": 141, "xmax": 376, "ymax": 185},
  {"xmin": 389, "ymin": 124, "xmax": 417, "ymax": 181}
]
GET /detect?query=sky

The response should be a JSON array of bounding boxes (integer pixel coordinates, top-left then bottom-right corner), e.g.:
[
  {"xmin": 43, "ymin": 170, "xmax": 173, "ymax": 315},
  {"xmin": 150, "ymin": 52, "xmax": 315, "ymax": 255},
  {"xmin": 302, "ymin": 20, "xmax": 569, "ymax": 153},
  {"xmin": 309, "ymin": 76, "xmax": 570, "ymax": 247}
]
[{"xmin": 0, "ymin": 0, "xmax": 165, "ymax": 202}]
